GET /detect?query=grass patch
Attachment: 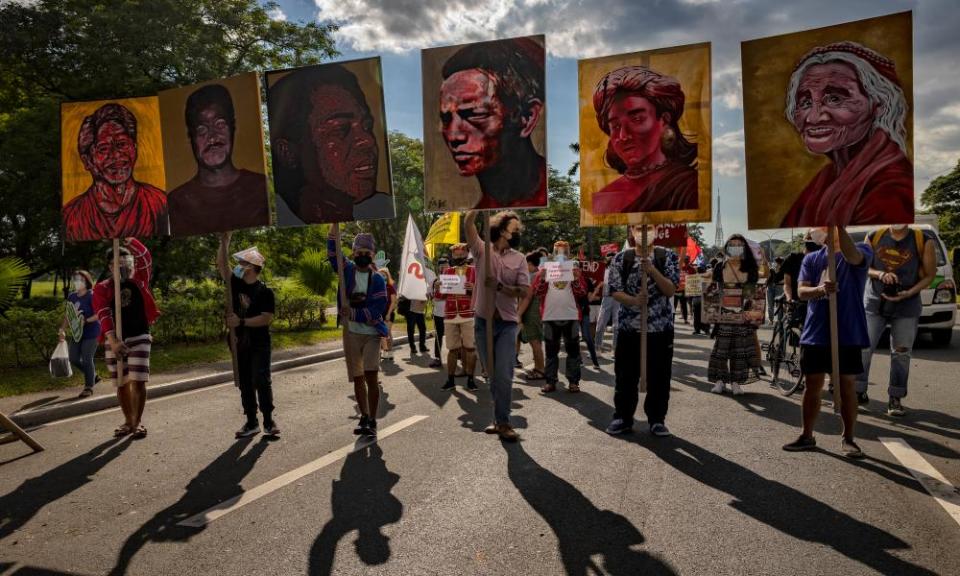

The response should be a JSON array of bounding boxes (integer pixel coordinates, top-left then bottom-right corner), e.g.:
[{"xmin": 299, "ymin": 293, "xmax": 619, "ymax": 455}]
[{"xmin": 0, "ymin": 325, "xmax": 344, "ymax": 400}]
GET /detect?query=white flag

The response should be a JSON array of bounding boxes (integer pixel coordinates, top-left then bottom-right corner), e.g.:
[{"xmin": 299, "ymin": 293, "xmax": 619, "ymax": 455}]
[{"xmin": 398, "ymin": 215, "xmax": 435, "ymax": 300}]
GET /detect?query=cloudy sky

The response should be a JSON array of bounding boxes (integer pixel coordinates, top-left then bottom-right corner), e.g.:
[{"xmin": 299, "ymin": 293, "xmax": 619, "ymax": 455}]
[{"xmin": 274, "ymin": 0, "xmax": 960, "ymax": 241}]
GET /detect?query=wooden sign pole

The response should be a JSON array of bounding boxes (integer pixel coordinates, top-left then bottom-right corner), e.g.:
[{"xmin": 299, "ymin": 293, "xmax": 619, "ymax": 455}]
[
  {"xmin": 484, "ymin": 217, "xmax": 494, "ymax": 380},
  {"xmin": 640, "ymin": 225, "xmax": 649, "ymax": 394},
  {"xmin": 219, "ymin": 236, "xmax": 239, "ymax": 387},
  {"xmin": 112, "ymin": 239, "xmax": 125, "ymax": 390},
  {"xmin": 333, "ymin": 223, "xmax": 348, "ymax": 339},
  {"xmin": 826, "ymin": 226, "xmax": 841, "ymax": 412},
  {"xmin": 0, "ymin": 413, "xmax": 44, "ymax": 452}
]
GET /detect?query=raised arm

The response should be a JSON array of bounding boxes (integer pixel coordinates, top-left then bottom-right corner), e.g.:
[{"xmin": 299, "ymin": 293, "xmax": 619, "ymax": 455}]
[
  {"xmin": 837, "ymin": 226, "xmax": 864, "ymax": 267},
  {"xmin": 126, "ymin": 237, "xmax": 152, "ymax": 284}
]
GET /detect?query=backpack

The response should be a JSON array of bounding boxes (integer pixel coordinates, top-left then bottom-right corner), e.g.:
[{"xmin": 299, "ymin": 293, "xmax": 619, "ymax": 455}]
[{"xmin": 869, "ymin": 227, "xmax": 927, "ymax": 273}]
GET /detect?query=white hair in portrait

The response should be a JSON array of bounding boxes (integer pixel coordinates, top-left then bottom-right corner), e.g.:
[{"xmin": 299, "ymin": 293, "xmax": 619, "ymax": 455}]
[{"xmin": 784, "ymin": 49, "xmax": 908, "ymax": 154}]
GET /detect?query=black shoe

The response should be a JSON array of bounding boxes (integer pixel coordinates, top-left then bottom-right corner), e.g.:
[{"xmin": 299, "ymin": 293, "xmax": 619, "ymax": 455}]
[
  {"xmin": 782, "ymin": 435, "xmax": 816, "ymax": 452},
  {"xmin": 263, "ymin": 420, "xmax": 280, "ymax": 437},
  {"xmin": 419, "ymin": 346, "xmax": 429, "ymax": 353},
  {"xmin": 353, "ymin": 415, "xmax": 368, "ymax": 435},
  {"xmin": 466, "ymin": 377, "xmax": 478, "ymax": 391},
  {"xmin": 365, "ymin": 419, "xmax": 378, "ymax": 437},
  {"xmin": 94, "ymin": 375, "xmax": 102, "ymax": 385},
  {"xmin": 887, "ymin": 398, "xmax": 905, "ymax": 417},
  {"xmin": 857, "ymin": 392, "xmax": 870, "ymax": 406},
  {"xmin": 236, "ymin": 420, "xmax": 260, "ymax": 439},
  {"xmin": 442, "ymin": 376, "xmax": 456, "ymax": 390}
]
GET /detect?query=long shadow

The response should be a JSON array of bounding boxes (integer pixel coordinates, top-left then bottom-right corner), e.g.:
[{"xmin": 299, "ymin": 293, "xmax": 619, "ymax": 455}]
[
  {"xmin": 503, "ymin": 442, "xmax": 676, "ymax": 575},
  {"xmin": 0, "ymin": 438, "xmax": 131, "ymax": 541},
  {"xmin": 107, "ymin": 436, "xmax": 270, "ymax": 576},
  {"xmin": 308, "ymin": 444, "xmax": 402, "ymax": 576},
  {"xmin": 16, "ymin": 395, "xmax": 59, "ymax": 412},
  {"xmin": 548, "ymin": 386, "xmax": 938, "ymax": 575}
]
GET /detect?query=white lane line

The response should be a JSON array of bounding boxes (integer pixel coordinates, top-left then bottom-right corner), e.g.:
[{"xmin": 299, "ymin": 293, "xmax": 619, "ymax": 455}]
[
  {"xmin": 177, "ymin": 414, "xmax": 429, "ymax": 528},
  {"xmin": 880, "ymin": 437, "xmax": 960, "ymax": 527}
]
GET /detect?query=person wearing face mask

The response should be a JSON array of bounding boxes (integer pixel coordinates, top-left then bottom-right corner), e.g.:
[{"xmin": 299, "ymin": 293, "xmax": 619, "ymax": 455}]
[
  {"xmin": 532, "ymin": 240, "xmax": 588, "ymax": 393},
  {"xmin": 780, "ymin": 230, "xmax": 825, "ymax": 330},
  {"xmin": 58, "ymin": 270, "xmax": 101, "ymax": 398},
  {"xmin": 92, "ymin": 238, "xmax": 158, "ymax": 439},
  {"xmin": 856, "ymin": 224, "xmax": 936, "ymax": 417},
  {"xmin": 594, "ymin": 247, "xmax": 620, "ymax": 351},
  {"xmin": 217, "ymin": 236, "xmax": 278, "ymax": 439},
  {"xmin": 465, "ymin": 209, "xmax": 530, "ymax": 442},
  {"xmin": 329, "ymin": 230, "xmax": 389, "ymax": 437},
  {"xmin": 434, "ymin": 244, "xmax": 478, "ymax": 391},
  {"xmin": 707, "ymin": 234, "xmax": 761, "ymax": 396}
]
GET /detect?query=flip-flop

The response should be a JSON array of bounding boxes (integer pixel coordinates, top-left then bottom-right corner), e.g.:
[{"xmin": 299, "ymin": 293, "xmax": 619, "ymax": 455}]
[{"xmin": 131, "ymin": 425, "xmax": 147, "ymax": 439}]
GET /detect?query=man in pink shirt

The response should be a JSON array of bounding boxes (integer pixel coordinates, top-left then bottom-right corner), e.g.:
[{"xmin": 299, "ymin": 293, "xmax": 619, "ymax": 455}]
[{"xmin": 466, "ymin": 209, "xmax": 530, "ymax": 441}]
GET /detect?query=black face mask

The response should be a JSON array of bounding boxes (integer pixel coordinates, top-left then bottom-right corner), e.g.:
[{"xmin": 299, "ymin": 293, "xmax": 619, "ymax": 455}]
[
  {"xmin": 451, "ymin": 258, "xmax": 466, "ymax": 266},
  {"xmin": 354, "ymin": 254, "xmax": 372, "ymax": 267},
  {"xmin": 508, "ymin": 233, "xmax": 521, "ymax": 249},
  {"xmin": 804, "ymin": 241, "xmax": 820, "ymax": 253}
]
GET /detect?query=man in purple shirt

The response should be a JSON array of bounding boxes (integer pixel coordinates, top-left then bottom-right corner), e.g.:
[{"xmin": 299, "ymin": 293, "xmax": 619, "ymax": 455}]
[
  {"xmin": 466, "ymin": 209, "xmax": 530, "ymax": 441},
  {"xmin": 783, "ymin": 226, "xmax": 872, "ymax": 458}
]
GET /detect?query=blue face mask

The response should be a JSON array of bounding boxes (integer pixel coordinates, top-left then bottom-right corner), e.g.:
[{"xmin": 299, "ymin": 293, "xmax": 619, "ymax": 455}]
[{"xmin": 233, "ymin": 265, "xmax": 246, "ymax": 279}]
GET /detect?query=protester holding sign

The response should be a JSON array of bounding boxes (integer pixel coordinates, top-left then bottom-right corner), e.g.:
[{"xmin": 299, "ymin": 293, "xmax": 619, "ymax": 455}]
[
  {"xmin": 58, "ymin": 270, "xmax": 101, "ymax": 398},
  {"xmin": 329, "ymin": 231, "xmax": 389, "ymax": 438},
  {"xmin": 708, "ymin": 234, "xmax": 761, "ymax": 396},
  {"xmin": 783, "ymin": 226, "xmax": 870, "ymax": 458},
  {"xmin": 93, "ymin": 238, "xmax": 158, "ymax": 440},
  {"xmin": 435, "ymin": 244, "xmax": 478, "ymax": 391},
  {"xmin": 533, "ymin": 241, "xmax": 588, "ymax": 393}
]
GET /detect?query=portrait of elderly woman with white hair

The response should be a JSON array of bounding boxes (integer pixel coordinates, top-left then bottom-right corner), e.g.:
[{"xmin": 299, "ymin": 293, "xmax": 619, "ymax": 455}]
[
  {"xmin": 590, "ymin": 65, "xmax": 699, "ymax": 215},
  {"xmin": 780, "ymin": 41, "xmax": 913, "ymax": 227}
]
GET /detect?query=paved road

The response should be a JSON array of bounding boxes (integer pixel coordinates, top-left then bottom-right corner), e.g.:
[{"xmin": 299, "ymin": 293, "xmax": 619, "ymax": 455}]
[{"xmin": 1, "ymin": 320, "xmax": 959, "ymax": 575}]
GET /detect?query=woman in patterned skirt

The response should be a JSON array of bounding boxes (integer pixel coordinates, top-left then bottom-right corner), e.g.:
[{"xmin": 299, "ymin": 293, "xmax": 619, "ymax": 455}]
[{"xmin": 708, "ymin": 234, "xmax": 760, "ymax": 395}]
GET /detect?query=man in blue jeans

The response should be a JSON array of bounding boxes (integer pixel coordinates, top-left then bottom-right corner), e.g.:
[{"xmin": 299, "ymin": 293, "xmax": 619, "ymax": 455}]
[
  {"xmin": 856, "ymin": 225, "xmax": 936, "ymax": 416},
  {"xmin": 466, "ymin": 209, "xmax": 530, "ymax": 442}
]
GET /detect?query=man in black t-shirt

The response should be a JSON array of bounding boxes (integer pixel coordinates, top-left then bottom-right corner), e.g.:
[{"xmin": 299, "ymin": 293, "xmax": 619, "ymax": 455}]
[{"xmin": 217, "ymin": 234, "xmax": 278, "ymax": 438}]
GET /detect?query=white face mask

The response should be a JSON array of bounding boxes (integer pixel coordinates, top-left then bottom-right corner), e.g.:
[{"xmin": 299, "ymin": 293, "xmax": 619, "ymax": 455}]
[
  {"xmin": 72, "ymin": 277, "xmax": 85, "ymax": 291},
  {"xmin": 726, "ymin": 245, "xmax": 745, "ymax": 259}
]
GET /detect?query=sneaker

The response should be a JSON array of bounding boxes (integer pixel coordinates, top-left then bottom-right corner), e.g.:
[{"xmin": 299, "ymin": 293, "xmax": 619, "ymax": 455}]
[
  {"xmin": 466, "ymin": 377, "xmax": 478, "ymax": 391},
  {"xmin": 841, "ymin": 437, "xmax": 864, "ymax": 459},
  {"xmin": 650, "ymin": 423, "xmax": 672, "ymax": 437},
  {"xmin": 78, "ymin": 387, "xmax": 94, "ymax": 398},
  {"xmin": 442, "ymin": 376, "xmax": 456, "ymax": 390},
  {"xmin": 782, "ymin": 435, "xmax": 817, "ymax": 452},
  {"xmin": 429, "ymin": 358, "xmax": 443, "ymax": 368},
  {"xmin": 484, "ymin": 423, "xmax": 499, "ymax": 434},
  {"xmin": 605, "ymin": 418, "xmax": 633, "ymax": 436},
  {"xmin": 365, "ymin": 419, "xmax": 378, "ymax": 437},
  {"xmin": 887, "ymin": 398, "xmax": 905, "ymax": 418},
  {"xmin": 857, "ymin": 392, "xmax": 870, "ymax": 406},
  {"xmin": 263, "ymin": 420, "xmax": 280, "ymax": 437},
  {"xmin": 383, "ymin": 350, "xmax": 393, "ymax": 360},
  {"xmin": 731, "ymin": 383, "xmax": 744, "ymax": 396},
  {"xmin": 353, "ymin": 416, "xmax": 369, "ymax": 435},
  {"xmin": 710, "ymin": 382, "xmax": 725, "ymax": 394},
  {"xmin": 236, "ymin": 421, "xmax": 260, "ymax": 439}
]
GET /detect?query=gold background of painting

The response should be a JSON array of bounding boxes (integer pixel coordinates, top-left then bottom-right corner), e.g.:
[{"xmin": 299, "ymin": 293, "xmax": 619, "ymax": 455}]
[
  {"xmin": 61, "ymin": 96, "xmax": 166, "ymax": 206},
  {"xmin": 741, "ymin": 11, "xmax": 913, "ymax": 230},
  {"xmin": 578, "ymin": 42, "xmax": 712, "ymax": 227},
  {"xmin": 158, "ymin": 72, "xmax": 268, "ymax": 192},
  {"xmin": 265, "ymin": 57, "xmax": 394, "ymax": 202},
  {"xmin": 421, "ymin": 35, "xmax": 547, "ymax": 212}
]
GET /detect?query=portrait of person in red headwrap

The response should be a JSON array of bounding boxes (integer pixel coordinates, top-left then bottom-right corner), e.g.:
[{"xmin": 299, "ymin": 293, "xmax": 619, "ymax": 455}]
[
  {"xmin": 63, "ymin": 102, "xmax": 169, "ymax": 241},
  {"xmin": 779, "ymin": 41, "xmax": 913, "ymax": 227},
  {"xmin": 590, "ymin": 66, "xmax": 698, "ymax": 215}
]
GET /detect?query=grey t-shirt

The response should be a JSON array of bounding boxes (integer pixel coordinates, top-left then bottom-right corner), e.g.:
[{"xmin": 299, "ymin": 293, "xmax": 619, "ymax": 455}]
[{"xmin": 864, "ymin": 229, "xmax": 923, "ymax": 317}]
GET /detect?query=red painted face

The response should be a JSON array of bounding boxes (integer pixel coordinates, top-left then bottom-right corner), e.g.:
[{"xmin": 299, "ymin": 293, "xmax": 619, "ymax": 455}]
[
  {"xmin": 191, "ymin": 104, "xmax": 233, "ymax": 169},
  {"xmin": 90, "ymin": 121, "xmax": 136, "ymax": 185},
  {"xmin": 439, "ymin": 69, "xmax": 507, "ymax": 176},
  {"xmin": 306, "ymin": 85, "xmax": 378, "ymax": 200},
  {"xmin": 793, "ymin": 62, "xmax": 875, "ymax": 155},
  {"xmin": 606, "ymin": 94, "xmax": 666, "ymax": 169}
]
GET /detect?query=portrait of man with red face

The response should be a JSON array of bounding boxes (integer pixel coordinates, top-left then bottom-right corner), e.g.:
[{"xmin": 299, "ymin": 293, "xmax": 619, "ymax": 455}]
[
  {"xmin": 423, "ymin": 35, "xmax": 547, "ymax": 212},
  {"xmin": 266, "ymin": 58, "xmax": 394, "ymax": 225},
  {"xmin": 163, "ymin": 77, "xmax": 270, "ymax": 237},
  {"xmin": 62, "ymin": 102, "xmax": 169, "ymax": 241}
]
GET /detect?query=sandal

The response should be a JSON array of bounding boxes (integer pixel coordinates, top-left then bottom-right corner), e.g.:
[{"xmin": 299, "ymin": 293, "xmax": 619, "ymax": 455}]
[
  {"xmin": 114, "ymin": 424, "xmax": 132, "ymax": 437},
  {"xmin": 524, "ymin": 370, "xmax": 545, "ymax": 381},
  {"xmin": 131, "ymin": 425, "xmax": 147, "ymax": 439}
]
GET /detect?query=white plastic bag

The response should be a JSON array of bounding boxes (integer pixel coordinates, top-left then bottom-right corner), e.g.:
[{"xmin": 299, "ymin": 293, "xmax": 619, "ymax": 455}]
[{"xmin": 49, "ymin": 341, "xmax": 73, "ymax": 378}]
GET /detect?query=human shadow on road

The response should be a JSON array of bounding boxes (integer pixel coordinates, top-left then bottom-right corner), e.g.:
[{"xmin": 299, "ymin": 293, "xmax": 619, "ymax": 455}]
[
  {"xmin": 308, "ymin": 444, "xmax": 402, "ymax": 576},
  {"xmin": 107, "ymin": 435, "xmax": 269, "ymax": 576},
  {"xmin": 551, "ymin": 386, "xmax": 939, "ymax": 576},
  {"xmin": 0, "ymin": 437, "xmax": 131, "ymax": 541},
  {"xmin": 502, "ymin": 441, "xmax": 676, "ymax": 576}
]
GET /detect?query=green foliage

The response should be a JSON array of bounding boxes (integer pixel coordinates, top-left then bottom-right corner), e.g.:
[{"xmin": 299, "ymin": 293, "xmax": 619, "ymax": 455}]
[
  {"xmin": 522, "ymin": 167, "xmax": 588, "ymax": 253},
  {"xmin": 0, "ymin": 306, "xmax": 63, "ymax": 367},
  {"xmin": 274, "ymin": 281, "xmax": 328, "ymax": 330},
  {"xmin": 921, "ymin": 159, "xmax": 960, "ymax": 250},
  {"xmin": 295, "ymin": 249, "xmax": 336, "ymax": 297},
  {"xmin": 0, "ymin": 257, "xmax": 30, "ymax": 314}
]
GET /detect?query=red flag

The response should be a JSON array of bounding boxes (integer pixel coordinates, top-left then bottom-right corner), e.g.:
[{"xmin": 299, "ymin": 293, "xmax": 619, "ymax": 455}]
[{"xmin": 686, "ymin": 235, "xmax": 702, "ymax": 262}]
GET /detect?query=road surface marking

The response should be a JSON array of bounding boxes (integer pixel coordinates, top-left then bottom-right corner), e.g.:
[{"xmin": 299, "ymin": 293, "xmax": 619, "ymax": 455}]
[
  {"xmin": 880, "ymin": 437, "xmax": 960, "ymax": 527},
  {"xmin": 177, "ymin": 414, "xmax": 429, "ymax": 528}
]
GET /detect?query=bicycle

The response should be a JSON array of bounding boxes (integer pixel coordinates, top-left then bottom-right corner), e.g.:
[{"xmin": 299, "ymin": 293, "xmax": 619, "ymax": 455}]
[{"xmin": 763, "ymin": 295, "xmax": 806, "ymax": 396}]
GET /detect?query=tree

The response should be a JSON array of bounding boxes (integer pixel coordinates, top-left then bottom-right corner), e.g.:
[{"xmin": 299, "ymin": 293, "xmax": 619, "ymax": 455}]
[
  {"xmin": 0, "ymin": 0, "xmax": 339, "ymax": 295},
  {"xmin": 922, "ymin": 159, "xmax": 960, "ymax": 250},
  {"xmin": 522, "ymin": 167, "xmax": 589, "ymax": 254}
]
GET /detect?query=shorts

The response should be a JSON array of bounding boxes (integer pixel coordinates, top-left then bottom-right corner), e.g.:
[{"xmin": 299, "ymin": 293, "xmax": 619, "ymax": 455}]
[
  {"xmin": 344, "ymin": 331, "xmax": 381, "ymax": 378},
  {"xmin": 105, "ymin": 334, "xmax": 152, "ymax": 386},
  {"xmin": 445, "ymin": 319, "xmax": 475, "ymax": 350},
  {"xmin": 800, "ymin": 345, "xmax": 864, "ymax": 376}
]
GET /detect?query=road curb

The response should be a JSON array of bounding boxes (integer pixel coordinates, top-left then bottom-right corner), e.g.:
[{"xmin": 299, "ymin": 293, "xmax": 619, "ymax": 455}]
[{"xmin": 9, "ymin": 333, "xmax": 433, "ymax": 429}]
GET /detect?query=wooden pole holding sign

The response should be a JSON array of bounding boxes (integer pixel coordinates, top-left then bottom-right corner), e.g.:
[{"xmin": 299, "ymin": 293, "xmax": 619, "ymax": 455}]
[
  {"xmin": 0, "ymin": 412, "xmax": 44, "ymax": 452},
  {"xmin": 333, "ymin": 223, "xmax": 348, "ymax": 339},
  {"xmin": 484, "ymin": 217, "xmax": 494, "ymax": 380},
  {"xmin": 112, "ymin": 239, "xmax": 124, "ymax": 389},
  {"xmin": 826, "ymin": 226, "xmax": 841, "ymax": 411},
  {"xmin": 639, "ymin": 226, "xmax": 649, "ymax": 394},
  {"xmin": 219, "ymin": 236, "xmax": 240, "ymax": 387}
]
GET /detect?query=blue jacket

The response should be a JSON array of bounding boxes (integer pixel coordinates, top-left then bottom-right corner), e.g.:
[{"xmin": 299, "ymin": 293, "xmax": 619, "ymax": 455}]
[{"xmin": 328, "ymin": 238, "xmax": 389, "ymax": 336}]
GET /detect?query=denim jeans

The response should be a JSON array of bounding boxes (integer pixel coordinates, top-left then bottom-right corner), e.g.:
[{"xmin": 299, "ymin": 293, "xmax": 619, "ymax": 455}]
[
  {"xmin": 579, "ymin": 314, "xmax": 598, "ymax": 365},
  {"xmin": 856, "ymin": 311, "xmax": 918, "ymax": 399},
  {"xmin": 544, "ymin": 320, "xmax": 582, "ymax": 385},
  {"xmin": 68, "ymin": 338, "xmax": 98, "ymax": 388},
  {"xmin": 475, "ymin": 317, "xmax": 518, "ymax": 425},
  {"xmin": 595, "ymin": 297, "xmax": 618, "ymax": 348}
]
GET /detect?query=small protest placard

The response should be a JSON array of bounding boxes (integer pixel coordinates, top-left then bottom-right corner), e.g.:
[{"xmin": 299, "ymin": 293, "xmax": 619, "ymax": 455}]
[
  {"xmin": 702, "ymin": 282, "xmax": 766, "ymax": 325},
  {"xmin": 544, "ymin": 261, "xmax": 574, "ymax": 282},
  {"xmin": 439, "ymin": 273, "xmax": 466, "ymax": 295},
  {"xmin": 685, "ymin": 274, "xmax": 704, "ymax": 297}
]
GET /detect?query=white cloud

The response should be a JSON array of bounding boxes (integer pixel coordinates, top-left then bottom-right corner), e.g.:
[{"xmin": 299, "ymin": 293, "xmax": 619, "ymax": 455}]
[
  {"xmin": 267, "ymin": 6, "xmax": 287, "ymax": 21},
  {"xmin": 713, "ymin": 129, "xmax": 745, "ymax": 176}
]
